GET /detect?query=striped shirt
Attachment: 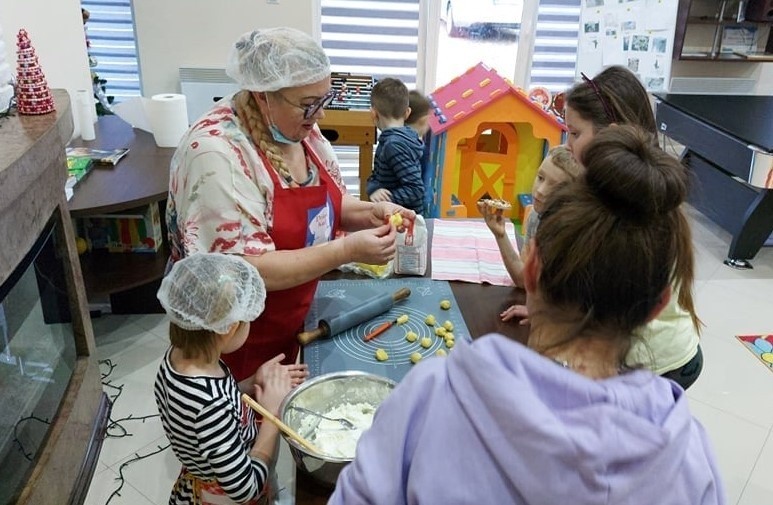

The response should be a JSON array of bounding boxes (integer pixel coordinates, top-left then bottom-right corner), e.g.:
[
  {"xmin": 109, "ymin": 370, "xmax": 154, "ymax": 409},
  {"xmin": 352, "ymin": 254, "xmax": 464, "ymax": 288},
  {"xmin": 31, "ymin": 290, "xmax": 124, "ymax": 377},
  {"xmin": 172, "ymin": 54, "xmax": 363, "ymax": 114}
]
[
  {"xmin": 154, "ymin": 348, "xmax": 268, "ymax": 504},
  {"xmin": 366, "ymin": 126, "xmax": 426, "ymax": 215}
]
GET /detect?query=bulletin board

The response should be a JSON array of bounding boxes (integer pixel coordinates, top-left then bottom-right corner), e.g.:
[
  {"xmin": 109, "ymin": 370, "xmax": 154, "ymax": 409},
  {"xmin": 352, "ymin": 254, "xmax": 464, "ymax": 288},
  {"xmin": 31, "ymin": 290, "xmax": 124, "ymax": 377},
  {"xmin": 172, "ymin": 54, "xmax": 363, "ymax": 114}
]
[{"xmin": 576, "ymin": 0, "xmax": 679, "ymax": 92}]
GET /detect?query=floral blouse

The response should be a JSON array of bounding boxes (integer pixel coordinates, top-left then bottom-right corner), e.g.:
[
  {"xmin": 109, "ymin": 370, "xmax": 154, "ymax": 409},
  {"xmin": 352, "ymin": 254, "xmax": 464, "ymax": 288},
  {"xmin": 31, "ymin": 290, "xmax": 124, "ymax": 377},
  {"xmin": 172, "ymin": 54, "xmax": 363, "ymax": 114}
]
[{"xmin": 166, "ymin": 94, "xmax": 347, "ymax": 262}]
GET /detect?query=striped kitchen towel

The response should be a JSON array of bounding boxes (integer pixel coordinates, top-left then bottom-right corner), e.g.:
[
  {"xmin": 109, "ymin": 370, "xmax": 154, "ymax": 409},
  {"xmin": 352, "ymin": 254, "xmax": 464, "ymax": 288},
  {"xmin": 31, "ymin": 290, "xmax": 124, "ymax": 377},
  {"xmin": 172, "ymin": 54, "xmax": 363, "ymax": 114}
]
[{"xmin": 431, "ymin": 219, "xmax": 518, "ymax": 286}]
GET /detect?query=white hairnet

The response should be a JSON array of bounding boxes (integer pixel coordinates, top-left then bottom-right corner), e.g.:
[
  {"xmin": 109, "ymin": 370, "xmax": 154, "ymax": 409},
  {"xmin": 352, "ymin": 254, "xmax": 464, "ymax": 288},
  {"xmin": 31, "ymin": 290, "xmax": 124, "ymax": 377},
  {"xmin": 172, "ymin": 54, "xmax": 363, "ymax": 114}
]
[
  {"xmin": 226, "ymin": 27, "xmax": 331, "ymax": 92},
  {"xmin": 157, "ymin": 253, "xmax": 266, "ymax": 334}
]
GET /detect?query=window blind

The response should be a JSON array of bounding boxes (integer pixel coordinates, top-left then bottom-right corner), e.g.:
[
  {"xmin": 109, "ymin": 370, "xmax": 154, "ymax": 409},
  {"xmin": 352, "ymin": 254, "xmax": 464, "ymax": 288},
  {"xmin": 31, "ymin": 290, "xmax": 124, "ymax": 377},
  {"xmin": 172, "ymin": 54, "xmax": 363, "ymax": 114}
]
[
  {"xmin": 321, "ymin": 0, "xmax": 421, "ymax": 197},
  {"xmin": 529, "ymin": 0, "xmax": 580, "ymax": 93},
  {"xmin": 81, "ymin": 0, "xmax": 141, "ymax": 101}
]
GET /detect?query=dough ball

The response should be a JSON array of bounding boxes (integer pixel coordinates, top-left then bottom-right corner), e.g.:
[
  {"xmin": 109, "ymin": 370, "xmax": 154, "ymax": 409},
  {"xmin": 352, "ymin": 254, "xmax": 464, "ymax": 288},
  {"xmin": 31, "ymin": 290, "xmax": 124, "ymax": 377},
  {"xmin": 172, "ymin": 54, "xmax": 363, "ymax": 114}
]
[
  {"xmin": 435, "ymin": 349, "xmax": 447, "ymax": 357},
  {"xmin": 435, "ymin": 327, "xmax": 447, "ymax": 337},
  {"xmin": 410, "ymin": 352, "xmax": 422, "ymax": 364},
  {"xmin": 424, "ymin": 314, "xmax": 436, "ymax": 326},
  {"xmin": 444, "ymin": 332, "xmax": 454, "ymax": 341},
  {"xmin": 375, "ymin": 348, "xmax": 389, "ymax": 361},
  {"xmin": 443, "ymin": 320, "xmax": 454, "ymax": 331},
  {"xmin": 420, "ymin": 337, "xmax": 432, "ymax": 349},
  {"xmin": 396, "ymin": 314, "xmax": 409, "ymax": 325},
  {"xmin": 389, "ymin": 213, "xmax": 403, "ymax": 227},
  {"xmin": 440, "ymin": 300, "xmax": 452, "ymax": 310},
  {"xmin": 445, "ymin": 339, "xmax": 455, "ymax": 349},
  {"xmin": 405, "ymin": 331, "xmax": 418, "ymax": 342}
]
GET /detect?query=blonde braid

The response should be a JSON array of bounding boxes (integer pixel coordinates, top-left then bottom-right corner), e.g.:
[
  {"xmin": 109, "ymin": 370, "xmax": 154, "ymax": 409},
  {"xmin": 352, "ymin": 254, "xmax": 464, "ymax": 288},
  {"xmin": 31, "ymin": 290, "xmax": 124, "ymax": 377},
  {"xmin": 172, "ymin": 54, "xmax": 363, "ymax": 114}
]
[{"xmin": 233, "ymin": 90, "xmax": 294, "ymax": 185}]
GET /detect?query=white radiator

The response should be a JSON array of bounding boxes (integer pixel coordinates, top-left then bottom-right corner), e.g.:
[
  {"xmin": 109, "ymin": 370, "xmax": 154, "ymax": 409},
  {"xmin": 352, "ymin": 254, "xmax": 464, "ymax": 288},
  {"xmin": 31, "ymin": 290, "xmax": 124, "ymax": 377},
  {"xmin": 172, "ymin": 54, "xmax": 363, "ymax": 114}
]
[{"xmin": 179, "ymin": 67, "xmax": 239, "ymax": 123}]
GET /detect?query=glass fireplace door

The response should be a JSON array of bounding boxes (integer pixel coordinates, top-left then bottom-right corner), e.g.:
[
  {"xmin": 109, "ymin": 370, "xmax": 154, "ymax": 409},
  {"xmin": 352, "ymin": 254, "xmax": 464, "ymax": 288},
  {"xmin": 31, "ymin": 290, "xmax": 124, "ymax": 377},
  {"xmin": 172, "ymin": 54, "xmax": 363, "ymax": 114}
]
[{"xmin": 0, "ymin": 218, "xmax": 78, "ymax": 504}]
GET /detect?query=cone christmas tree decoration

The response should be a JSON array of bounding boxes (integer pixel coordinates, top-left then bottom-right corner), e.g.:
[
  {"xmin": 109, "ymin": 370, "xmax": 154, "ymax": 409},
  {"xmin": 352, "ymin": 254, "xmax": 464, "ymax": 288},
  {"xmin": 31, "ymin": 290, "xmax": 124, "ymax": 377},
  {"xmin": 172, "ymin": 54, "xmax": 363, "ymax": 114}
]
[{"xmin": 15, "ymin": 29, "xmax": 55, "ymax": 115}]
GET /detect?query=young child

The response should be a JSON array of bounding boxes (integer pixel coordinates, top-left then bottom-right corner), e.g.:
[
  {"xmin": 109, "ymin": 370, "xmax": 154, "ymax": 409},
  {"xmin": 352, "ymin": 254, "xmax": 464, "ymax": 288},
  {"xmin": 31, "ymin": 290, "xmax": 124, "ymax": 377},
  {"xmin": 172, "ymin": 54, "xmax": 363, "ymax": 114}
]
[
  {"xmin": 154, "ymin": 253, "xmax": 293, "ymax": 505},
  {"xmin": 478, "ymin": 145, "xmax": 582, "ymax": 321},
  {"xmin": 406, "ymin": 89, "xmax": 431, "ymax": 137},
  {"xmin": 366, "ymin": 77, "xmax": 426, "ymax": 215},
  {"xmin": 565, "ymin": 65, "xmax": 703, "ymax": 390},
  {"xmin": 406, "ymin": 89, "xmax": 432, "ymax": 215}
]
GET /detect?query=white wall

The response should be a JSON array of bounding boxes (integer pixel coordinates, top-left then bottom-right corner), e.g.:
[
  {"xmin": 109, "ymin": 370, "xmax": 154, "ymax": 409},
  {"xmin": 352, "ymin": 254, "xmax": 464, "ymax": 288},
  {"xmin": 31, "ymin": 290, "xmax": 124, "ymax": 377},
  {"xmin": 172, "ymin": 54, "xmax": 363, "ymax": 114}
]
[
  {"xmin": 0, "ymin": 0, "xmax": 92, "ymax": 137},
  {"xmin": 133, "ymin": 0, "xmax": 317, "ymax": 97}
]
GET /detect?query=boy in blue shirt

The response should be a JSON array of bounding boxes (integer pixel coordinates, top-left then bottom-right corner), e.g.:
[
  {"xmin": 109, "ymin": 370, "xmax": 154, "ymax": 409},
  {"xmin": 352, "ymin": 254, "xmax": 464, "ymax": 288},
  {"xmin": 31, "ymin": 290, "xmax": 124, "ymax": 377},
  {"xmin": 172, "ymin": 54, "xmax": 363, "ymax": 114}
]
[{"xmin": 366, "ymin": 78, "xmax": 425, "ymax": 215}]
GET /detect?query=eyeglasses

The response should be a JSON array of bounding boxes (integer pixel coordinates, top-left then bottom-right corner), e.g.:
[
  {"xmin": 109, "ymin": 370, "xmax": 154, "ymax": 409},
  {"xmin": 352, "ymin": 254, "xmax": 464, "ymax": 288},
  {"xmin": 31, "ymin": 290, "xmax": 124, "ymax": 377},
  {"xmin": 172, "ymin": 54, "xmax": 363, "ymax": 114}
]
[
  {"xmin": 580, "ymin": 72, "xmax": 617, "ymax": 124},
  {"xmin": 274, "ymin": 89, "xmax": 336, "ymax": 119}
]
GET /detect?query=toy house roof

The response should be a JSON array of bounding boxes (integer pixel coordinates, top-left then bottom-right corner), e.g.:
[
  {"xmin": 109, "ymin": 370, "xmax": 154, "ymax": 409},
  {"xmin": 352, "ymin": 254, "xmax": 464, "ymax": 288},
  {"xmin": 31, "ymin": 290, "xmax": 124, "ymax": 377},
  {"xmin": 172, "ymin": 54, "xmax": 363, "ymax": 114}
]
[{"xmin": 427, "ymin": 62, "xmax": 565, "ymax": 135}]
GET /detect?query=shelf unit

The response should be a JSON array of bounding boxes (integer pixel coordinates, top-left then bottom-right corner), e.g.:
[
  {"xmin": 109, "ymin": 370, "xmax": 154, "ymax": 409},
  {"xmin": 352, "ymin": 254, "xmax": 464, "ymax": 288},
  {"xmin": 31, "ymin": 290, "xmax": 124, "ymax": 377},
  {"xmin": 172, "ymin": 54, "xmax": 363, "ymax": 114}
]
[
  {"xmin": 68, "ymin": 115, "xmax": 173, "ymax": 313},
  {"xmin": 674, "ymin": 0, "xmax": 773, "ymax": 61}
]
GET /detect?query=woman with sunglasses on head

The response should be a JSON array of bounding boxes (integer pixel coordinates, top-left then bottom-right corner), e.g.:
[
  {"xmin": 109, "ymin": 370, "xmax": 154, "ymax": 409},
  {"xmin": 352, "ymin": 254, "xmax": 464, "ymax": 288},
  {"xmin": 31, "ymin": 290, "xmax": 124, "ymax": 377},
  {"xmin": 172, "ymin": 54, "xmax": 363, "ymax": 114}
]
[
  {"xmin": 167, "ymin": 27, "xmax": 415, "ymax": 382},
  {"xmin": 564, "ymin": 65, "xmax": 703, "ymax": 390}
]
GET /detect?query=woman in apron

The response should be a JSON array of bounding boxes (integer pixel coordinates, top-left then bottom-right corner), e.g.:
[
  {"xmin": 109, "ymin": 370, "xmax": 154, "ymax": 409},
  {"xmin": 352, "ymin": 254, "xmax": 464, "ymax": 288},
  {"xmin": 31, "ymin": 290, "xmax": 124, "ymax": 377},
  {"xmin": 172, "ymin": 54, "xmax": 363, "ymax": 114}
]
[{"xmin": 167, "ymin": 27, "xmax": 415, "ymax": 384}]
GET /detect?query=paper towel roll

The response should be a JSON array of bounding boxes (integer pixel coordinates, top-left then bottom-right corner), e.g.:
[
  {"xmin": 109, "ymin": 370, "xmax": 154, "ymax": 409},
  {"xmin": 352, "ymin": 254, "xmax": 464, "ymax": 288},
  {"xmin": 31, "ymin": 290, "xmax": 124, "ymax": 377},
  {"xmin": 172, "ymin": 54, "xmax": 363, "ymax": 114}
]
[
  {"xmin": 144, "ymin": 93, "xmax": 189, "ymax": 148},
  {"xmin": 76, "ymin": 89, "xmax": 96, "ymax": 141}
]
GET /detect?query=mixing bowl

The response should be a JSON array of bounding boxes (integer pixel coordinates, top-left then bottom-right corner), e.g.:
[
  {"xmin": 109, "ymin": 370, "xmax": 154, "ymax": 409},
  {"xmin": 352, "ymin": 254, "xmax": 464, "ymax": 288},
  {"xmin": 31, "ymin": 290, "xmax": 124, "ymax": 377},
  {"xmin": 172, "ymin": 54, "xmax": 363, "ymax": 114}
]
[{"xmin": 278, "ymin": 371, "xmax": 396, "ymax": 488}]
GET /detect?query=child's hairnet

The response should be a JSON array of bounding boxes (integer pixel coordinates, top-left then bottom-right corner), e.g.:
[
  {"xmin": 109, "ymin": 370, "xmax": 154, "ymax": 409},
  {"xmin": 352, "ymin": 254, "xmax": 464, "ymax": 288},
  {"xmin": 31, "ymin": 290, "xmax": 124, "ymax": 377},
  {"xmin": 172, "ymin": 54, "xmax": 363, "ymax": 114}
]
[
  {"xmin": 157, "ymin": 253, "xmax": 266, "ymax": 334},
  {"xmin": 226, "ymin": 27, "xmax": 331, "ymax": 92}
]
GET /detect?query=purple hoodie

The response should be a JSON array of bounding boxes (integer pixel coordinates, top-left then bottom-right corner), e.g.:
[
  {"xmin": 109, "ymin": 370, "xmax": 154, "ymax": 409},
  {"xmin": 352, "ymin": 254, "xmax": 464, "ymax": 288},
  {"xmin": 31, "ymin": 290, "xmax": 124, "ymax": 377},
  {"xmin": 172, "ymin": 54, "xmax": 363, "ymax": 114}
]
[{"xmin": 329, "ymin": 334, "xmax": 725, "ymax": 505}]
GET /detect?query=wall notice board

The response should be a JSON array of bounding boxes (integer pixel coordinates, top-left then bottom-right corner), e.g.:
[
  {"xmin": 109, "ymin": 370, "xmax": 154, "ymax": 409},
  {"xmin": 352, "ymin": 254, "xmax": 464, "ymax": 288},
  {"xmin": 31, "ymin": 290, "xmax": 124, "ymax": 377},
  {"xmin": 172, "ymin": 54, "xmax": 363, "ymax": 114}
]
[{"xmin": 577, "ymin": 0, "xmax": 679, "ymax": 92}]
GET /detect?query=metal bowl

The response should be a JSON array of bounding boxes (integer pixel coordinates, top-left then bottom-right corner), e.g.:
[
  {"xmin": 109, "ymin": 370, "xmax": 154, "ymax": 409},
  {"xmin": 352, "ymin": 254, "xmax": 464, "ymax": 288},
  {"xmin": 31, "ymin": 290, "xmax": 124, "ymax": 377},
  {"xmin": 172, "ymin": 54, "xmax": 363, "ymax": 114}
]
[{"xmin": 278, "ymin": 371, "xmax": 396, "ymax": 488}]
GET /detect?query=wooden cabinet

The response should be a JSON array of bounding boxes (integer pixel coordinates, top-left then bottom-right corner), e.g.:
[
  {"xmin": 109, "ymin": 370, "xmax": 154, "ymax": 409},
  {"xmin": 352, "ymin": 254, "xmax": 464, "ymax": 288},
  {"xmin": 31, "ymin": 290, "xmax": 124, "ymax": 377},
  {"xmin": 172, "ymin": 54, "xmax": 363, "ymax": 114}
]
[
  {"xmin": 68, "ymin": 115, "xmax": 173, "ymax": 313},
  {"xmin": 674, "ymin": 0, "xmax": 773, "ymax": 61}
]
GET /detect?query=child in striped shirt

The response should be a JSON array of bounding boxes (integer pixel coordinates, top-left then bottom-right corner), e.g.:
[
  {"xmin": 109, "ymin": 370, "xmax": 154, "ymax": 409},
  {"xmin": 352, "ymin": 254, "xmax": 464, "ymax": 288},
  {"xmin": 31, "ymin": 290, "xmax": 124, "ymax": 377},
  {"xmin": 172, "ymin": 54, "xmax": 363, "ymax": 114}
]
[{"xmin": 154, "ymin": 253, "xmax": 297, "ymax": 505}]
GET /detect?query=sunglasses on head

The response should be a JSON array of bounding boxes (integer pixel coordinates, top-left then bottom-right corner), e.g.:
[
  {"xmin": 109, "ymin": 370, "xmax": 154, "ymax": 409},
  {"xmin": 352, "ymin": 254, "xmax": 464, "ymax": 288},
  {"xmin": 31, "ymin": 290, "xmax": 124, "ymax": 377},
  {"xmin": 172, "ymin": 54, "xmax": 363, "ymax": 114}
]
[{"xmin": 580, "ymin": 72, "xmax": 617, "ymax": 124}]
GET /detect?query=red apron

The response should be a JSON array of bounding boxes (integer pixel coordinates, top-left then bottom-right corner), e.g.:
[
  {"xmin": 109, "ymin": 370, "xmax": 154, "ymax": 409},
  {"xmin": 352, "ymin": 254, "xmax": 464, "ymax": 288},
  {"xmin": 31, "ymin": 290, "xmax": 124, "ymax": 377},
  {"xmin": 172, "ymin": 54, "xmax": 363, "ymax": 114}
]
[{"xmin": 223, "ymin": 141, "xmax": 342, "ymax": 381}]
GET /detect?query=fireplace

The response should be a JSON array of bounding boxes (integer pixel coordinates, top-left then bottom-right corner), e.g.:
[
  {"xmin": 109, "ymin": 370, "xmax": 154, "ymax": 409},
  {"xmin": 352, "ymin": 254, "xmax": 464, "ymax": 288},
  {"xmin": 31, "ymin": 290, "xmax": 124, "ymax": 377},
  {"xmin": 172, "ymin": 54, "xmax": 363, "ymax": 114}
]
[{"xmin": 0, "ymin": 91, "xmax": 109, "ymax": 505}]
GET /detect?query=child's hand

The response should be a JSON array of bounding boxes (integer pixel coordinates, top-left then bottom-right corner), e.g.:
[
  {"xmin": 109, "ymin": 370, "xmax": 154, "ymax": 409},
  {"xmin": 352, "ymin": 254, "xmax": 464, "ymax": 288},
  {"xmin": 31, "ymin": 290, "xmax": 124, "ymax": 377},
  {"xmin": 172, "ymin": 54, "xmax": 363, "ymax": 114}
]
[
  {"xmin": 369, "ymin": 188, "xmax": 393, "ymax": 203},
  {"xmin": 252, "ymin": 354, "xmax": 309, "ymax": 389},
  {"xmin": 477, "ymin": 200, "xmax": 507, "ymax": 239},
  {"xmin": 252, "ymin": 353, "xmax": 284, "ymax": 389},
  {"xmin": 500, "ymin": 304, "xmax": 530, "ymax": 325},
  {"xmin": 253, "ymin": 365, "xmax": 292, "ymax": 417}
]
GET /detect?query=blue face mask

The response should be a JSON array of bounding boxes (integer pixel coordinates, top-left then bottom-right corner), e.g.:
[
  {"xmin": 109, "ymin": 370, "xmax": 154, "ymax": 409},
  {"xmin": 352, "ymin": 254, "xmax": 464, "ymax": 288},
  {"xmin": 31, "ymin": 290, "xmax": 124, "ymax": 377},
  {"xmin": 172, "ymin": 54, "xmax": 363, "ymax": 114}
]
[
  {"xmin": 265, "ymin": 95, "xmax": 300, "ymax": 145},
  {"xmin": 269, "ymin": 123, "xmax": 299, "ymax": 144}
]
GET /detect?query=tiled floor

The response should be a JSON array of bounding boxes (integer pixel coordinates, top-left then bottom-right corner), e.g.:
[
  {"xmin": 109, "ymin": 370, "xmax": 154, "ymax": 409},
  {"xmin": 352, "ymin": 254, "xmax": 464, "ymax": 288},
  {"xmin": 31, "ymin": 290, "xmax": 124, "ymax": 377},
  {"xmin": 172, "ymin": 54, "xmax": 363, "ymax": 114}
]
[{"xmin": 84, "ymin": 207, "xmax": 773, "ymax": 505}]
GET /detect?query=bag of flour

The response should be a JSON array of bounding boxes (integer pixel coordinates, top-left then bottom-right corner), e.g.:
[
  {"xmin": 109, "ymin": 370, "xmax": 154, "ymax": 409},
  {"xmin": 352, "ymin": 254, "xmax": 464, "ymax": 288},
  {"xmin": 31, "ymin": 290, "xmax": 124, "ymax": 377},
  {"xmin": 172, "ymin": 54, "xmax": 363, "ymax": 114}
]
[{"xmin": 394, "ymin": 215, "xmax": 427, "ymax": 276}]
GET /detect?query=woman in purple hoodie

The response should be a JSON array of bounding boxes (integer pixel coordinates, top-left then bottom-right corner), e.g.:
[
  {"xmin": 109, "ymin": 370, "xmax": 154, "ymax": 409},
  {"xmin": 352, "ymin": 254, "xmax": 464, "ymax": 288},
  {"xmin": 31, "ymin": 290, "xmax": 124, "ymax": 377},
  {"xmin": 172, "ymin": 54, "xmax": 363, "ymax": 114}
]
[{"xmin": 329, "ymin": 125, "xmax": 725, "ymax": 505}]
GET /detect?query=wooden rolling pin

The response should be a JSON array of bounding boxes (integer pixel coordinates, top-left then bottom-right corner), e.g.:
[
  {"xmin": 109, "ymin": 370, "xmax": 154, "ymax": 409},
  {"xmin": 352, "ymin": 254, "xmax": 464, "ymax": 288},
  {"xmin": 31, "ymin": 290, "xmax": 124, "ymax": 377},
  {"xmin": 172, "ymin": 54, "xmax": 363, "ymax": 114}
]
[{"xmin": 297, "ymin": 287, "xmax": 411, "ymax": 346}]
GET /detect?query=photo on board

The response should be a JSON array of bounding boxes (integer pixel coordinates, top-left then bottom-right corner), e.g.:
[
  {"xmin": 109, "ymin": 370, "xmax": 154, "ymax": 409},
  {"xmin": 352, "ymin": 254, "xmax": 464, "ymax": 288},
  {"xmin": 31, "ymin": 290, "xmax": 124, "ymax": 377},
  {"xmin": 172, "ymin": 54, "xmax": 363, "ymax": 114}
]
[
  {"xmin": 645, "ymin": 77, "xmax": 665, "ymax": 89},
  {"xmin": 631, "ymin": 35, "xmax": 650, "ymax": 51},
  {"xmin": 652, "ymin": 37, "xmax": 667, "ymax": 54}
]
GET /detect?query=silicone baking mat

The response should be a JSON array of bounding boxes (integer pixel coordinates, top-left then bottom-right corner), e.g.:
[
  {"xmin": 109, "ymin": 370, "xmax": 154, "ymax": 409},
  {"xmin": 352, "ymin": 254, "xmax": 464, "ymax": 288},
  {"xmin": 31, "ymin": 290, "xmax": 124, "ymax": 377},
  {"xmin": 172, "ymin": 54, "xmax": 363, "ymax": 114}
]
[{"xmin": 303, "ymin": 278, "xmax": 469, "ymax": 382}]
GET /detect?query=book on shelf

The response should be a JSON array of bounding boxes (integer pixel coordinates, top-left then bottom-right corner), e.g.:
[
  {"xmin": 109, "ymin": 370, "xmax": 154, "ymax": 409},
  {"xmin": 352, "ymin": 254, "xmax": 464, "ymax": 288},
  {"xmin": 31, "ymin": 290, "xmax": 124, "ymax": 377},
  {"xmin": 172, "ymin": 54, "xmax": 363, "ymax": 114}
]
[{"xmin": 66, "ymin": 147, "xmax": 129, "ymax": 166}]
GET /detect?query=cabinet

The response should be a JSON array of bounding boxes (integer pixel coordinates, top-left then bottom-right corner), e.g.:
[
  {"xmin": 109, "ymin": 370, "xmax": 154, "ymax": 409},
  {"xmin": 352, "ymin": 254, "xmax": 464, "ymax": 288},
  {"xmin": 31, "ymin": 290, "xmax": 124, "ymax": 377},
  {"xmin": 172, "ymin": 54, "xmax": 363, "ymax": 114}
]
[
  {"xmin": 674, "ymin": 0, "xmax": 773, "ymax": 61},
  {"xmin": 68, "ymin": 115, "xmax": 173, "ymax": 313}
]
